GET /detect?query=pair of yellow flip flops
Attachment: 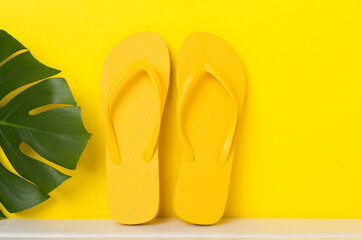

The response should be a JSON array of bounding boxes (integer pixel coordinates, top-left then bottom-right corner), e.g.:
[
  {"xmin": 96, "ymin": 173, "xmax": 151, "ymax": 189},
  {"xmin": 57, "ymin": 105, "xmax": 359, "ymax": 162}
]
[{"xmin": 100, "ymin": 32, "xmax": 246, "ymax": 225}]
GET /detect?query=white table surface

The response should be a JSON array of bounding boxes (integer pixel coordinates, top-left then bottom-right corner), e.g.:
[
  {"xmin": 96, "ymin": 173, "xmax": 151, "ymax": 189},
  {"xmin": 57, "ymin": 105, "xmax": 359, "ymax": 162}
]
[{"xmin": 1, "ymin": 218, "xmax": 362, "ymax": 239}]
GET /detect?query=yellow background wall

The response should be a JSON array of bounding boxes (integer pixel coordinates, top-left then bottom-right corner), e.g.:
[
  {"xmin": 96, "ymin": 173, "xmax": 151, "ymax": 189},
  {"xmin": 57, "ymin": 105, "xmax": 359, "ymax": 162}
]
[{"xmin": 1, "ymin": 0, "xmax": 362, "ymax": 218}]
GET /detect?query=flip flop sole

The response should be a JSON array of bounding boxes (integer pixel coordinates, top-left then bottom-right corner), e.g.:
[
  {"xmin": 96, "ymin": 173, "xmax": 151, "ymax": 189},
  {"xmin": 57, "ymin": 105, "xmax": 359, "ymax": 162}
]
[
  {"xmin": 101, "ymin": 32, "xmax": 170, "ymax": 225},
  {"xmin": 175, "ymin": 32, "xmax": 246, "ymax": 225}
]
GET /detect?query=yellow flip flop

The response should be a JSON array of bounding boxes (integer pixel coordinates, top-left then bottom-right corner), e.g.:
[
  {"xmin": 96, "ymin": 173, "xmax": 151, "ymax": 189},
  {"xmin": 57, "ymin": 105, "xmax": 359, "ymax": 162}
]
[
  {"xmin": 100, "ymin": 32, "xmax": 170, "ymax": 225},
  {"xmin": 174, "ymin": 32, "xmax": 246, "ymax": 225}
]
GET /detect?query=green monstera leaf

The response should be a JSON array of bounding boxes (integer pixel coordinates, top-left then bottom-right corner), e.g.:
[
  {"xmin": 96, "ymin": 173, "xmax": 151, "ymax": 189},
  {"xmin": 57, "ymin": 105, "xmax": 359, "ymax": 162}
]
[
  {"xmin": 0, "ymin": 208, "xmax": 5, "ymax": 219},
  {"xmin": 0, "ymin": 30, "xmax": 91, "ymax": 218}
]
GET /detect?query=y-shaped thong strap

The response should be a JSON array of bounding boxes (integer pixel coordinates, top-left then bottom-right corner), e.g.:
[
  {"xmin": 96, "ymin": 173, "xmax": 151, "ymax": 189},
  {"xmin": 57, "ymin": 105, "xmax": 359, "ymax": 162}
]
[
  {"xmin": 105, "ymin": 61, "xmax": 163, "ymax": 165},
  {"xmin": 176, "ymin": 64, "xmax": 238, "ymax": 166}
]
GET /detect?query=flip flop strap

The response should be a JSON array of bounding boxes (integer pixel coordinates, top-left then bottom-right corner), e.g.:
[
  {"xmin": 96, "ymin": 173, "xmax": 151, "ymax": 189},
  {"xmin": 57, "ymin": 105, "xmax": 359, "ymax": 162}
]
[
  {"xmin": 105, "ymin": 60, "xmax": 163, "ymax": 165},
  {"xmin": 177, "ymin": 64, "xmax": 238, "ymax": 166}
]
